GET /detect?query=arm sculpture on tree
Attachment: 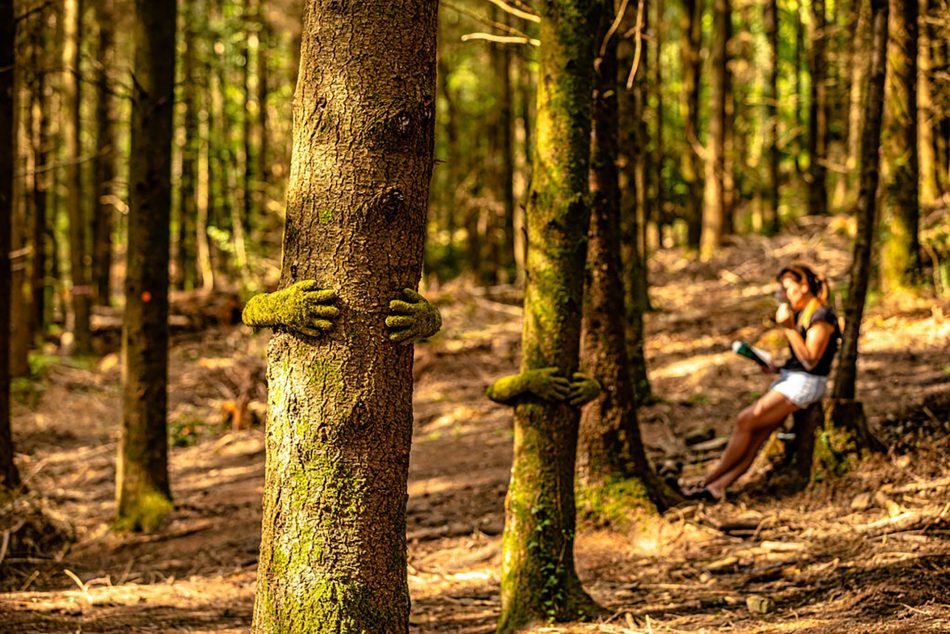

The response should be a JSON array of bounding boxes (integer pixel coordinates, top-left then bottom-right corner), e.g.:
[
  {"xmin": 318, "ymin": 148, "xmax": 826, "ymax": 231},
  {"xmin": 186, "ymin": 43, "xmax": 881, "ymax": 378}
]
[
  {"xmin": 242, "ymin": 280, "xmax": 442, "ymax": 343},
  {"xmin": 486, "ymin": 367, "xmax": 601, "ymax": 407}
]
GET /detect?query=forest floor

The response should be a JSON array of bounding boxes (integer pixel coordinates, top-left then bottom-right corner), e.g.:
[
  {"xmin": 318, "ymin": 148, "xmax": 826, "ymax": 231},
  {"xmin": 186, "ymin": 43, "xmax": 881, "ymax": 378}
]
[{"xmin": 2, "ymin": 217, "xmax": 949, "ymax": 633}]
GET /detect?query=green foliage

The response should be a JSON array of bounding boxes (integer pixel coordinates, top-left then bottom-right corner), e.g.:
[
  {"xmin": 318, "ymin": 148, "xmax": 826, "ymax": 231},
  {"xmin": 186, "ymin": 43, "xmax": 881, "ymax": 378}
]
[{"xmin": 168, "ymin": 417, "xmax": 209, "ymax": 448}]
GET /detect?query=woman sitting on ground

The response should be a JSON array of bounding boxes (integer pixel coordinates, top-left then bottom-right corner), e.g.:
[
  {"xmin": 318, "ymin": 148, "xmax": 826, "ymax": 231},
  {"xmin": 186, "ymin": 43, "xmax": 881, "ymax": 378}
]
[{"xmin": 685, "ymin": 262, "xmax": 842, "ymax": 502}]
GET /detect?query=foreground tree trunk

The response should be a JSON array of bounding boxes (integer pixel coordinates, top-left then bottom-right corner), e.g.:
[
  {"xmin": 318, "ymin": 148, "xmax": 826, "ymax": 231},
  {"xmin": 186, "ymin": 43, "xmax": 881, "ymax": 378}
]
[
  {"xmin": 833, "ymin": 0, "xmax": 888, "ymax": 403},
  {"xmin": 579, "ymin": 8, "xmax": 674, "ymax": 509},
  {"xmin": 250, "ymin": 1, "xmax": 437, "ymax": 631},
  {"xmin": 880, "ymin": 0, "xmax": 920, "ymax": 291},
  {"xmin": 0, "ymin": 0, "xmax": 22, "ymax": 491},
  {"xmin": 115, "ymin": 0, "xmax": 177, "ymax": 531},
  {"xmin": 498, "ymin": 2, "xmax": 605, "ymax": 631}
]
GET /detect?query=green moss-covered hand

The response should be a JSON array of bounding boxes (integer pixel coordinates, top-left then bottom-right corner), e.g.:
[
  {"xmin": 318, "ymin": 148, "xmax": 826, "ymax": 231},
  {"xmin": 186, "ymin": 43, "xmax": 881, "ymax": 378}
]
[
  {"xmin": 242, "ymin": 279, "xmax": 339, "ymax": 337},
  {"xmin": 568, "ymin": 372, "xmax": 601, "ymax": 407},
  {"xmin": 486, "ymin": 367, "xmax": 572, "ymax": 405},
  {"xmin": 386, "ymin": 288, "xmax": 442, "ymax": 344}
]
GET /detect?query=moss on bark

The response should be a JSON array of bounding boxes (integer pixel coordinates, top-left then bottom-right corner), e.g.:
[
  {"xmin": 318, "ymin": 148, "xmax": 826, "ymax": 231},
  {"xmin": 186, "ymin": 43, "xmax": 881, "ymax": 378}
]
[{"xmin": 496, "ymin": 1, "xmax": 608, "ymax": 631}]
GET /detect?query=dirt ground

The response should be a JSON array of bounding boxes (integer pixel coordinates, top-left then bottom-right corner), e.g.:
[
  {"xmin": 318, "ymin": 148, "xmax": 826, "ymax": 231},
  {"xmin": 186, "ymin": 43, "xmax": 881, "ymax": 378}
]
[{"xmin": 1, "ymin": 220, "xmax": 949, "ymax": 633}]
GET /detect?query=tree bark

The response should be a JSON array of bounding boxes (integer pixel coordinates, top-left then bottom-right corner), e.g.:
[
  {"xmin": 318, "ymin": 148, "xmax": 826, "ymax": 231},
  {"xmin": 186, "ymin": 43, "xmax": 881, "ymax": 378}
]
[
  {"xmin": 177, "ymin": 0, "xmax": 199, "ymax": 291},
  {"xmin": 701, "ymin": 0, "xmax": 730, "ymax": 259},
  {"xmin": 764, "ymin": 0, "xmax": 780, "ymax": 234},
  {"xmin": 917, "ymin": 0, "xmax": 938, "ymax": 206},
  {"xmin": 92, "ymin": 0, "xmax": 116, "ymax": 306},
  {"xmin": 250, "ymin": 1, "xmax": 436, "ymax": 631},
  {"xmin": 115, "ymin": 0, "xmax": 177, "ymax": 531},
  {"xmin": 29, "ymin": 6, "xmax": 49, "ymax": 337},
  {"xmin": 844, "ymin": 0, "xmax": 871, "ymax": 210},
  {"xmin": 497, "ymin": 1, "xmax": 606, "ymax": 631},
  {"xmin": 579, "ymin": 8, "xmax": 674, "ymax": 509},
  {"xmin": 680, "ymin": 0, "xmax": 703, "ymax": 249},
  {"xmin": 833, "ymin": 0, "xmax": 889, "ymax": 401},
  {"xmin": 807, "ymin": 0, "xmax": 829, "ymax": 216},
  {"xmin": 63, "ymin": 0, "xmax": 92, "ymax": 353},
  {"xmin": 881, "ymin": 0, "xmax": 920, "ymax": 291},
  {"xmin": 0, "ymin": 0, "xmax": 22, "ymax": 491},
  {"xmin": 619, "ymin": 0, "xmax": 651, "ymax": 403}
]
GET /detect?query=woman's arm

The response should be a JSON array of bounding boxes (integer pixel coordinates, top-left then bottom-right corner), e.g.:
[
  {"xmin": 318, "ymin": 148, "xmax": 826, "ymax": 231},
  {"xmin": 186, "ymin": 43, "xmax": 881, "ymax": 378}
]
[{"xmin": 783, "ymin": 321, "xmax": 834, "ymax": 371}]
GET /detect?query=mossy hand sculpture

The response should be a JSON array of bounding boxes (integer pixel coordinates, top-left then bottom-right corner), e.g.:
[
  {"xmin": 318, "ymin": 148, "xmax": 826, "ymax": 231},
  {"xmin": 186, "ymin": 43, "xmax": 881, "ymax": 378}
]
[
  {"xmin": 242, "ymin": 281, "xmax": 442, "ymax": 343},
  {"xmin": 386, "ymin": 288, "xmax": 442, "ymax": 344},
  {"xmin": 486, "ymin": 367, "xmax": 601, "ymax": 407}
]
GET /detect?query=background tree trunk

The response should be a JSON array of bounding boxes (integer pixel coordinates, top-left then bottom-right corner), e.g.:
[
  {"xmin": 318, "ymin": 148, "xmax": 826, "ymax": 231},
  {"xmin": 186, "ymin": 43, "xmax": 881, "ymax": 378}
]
[
  {"xmin": 764, "ymin": 0, "xmax": 781, "ymax": 234},
  {"xmin": 29, "ymin": 7, "xmax": 49, "ymax": 338},
  {"xmin": 881, "ymin": 0, "xmax": 920, "ymax": 291},
  {"xmin": 115, "ymin": 0, "xmax": 177, "ymax": 531},
  {"xmin": 92, "ymin": 0, "xmax": 116, "ymax": 306},
  {"xmin": 250, "ymin": 1, "xmax": 436, "ymax": 631},
  {"xmin": 917, "ymin": 0, "xmax": 938, "ymax": 207},
  {"xmin": 497, "ymin": 1, "xmax": 605, "ymax": 631},
  {"xmin": 807, "ymin": 0, "xmax": 829, "ymax": 216},
  {"xmin": 63, "ymin": 0, "xmax": 92, "ymax": 354},
  {"xmin": 701, "ymin": 0, "xmax": 730, "ymax": 259},
  {"xmin": 177, "ymin": 0, "xmax": 199, "ymax": 291},
  {"xmin": 0, "ymin": 0, "xmax": 22, "ymax": 491},
  {"xmin": 680, "ymin": 0, "xmax": 703, "ymax": 249},
  {"xmin": 833, "ymin": 0, "xmax": 889, "ymax": 402}
]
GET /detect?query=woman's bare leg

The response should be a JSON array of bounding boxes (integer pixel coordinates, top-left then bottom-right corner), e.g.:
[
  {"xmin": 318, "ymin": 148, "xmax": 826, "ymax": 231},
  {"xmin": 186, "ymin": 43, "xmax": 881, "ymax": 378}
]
[
  {"xmin": 704, "ymin": 428, "xmax": 772, "ymax": 497},
  {"xmin": 700, "ymin": 390, "xmax": 798, "ymax": 491}
]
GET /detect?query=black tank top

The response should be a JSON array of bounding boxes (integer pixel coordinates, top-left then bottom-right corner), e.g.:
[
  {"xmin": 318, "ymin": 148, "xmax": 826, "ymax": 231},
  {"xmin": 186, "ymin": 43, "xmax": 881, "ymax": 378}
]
[{"xmin": 783, "ymin": 305, "xmax": 841, "ymax": 376}]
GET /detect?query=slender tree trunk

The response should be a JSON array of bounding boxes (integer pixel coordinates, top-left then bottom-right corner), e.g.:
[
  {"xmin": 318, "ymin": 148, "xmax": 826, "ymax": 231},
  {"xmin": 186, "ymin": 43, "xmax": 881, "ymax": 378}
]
[
  {"xmin": 764, "ymin": 0, "xmax": 781, "ymax": 234},
  {"xmin": 701, "ymin": 0, "xmax": 730, "ymax": 259},
  {"xmin": 495, "ymin": 29, "xmax": 516, "ymax": 280},
  {"xmin": 92, "ymin": 0, "xmax": 116, "ymax": 306},
  {"xmin": 255, "ymin": 0, "xmax": 269, "ymax": 221},
  {"xmin": 794, "ymin": 0, "xmax": 805, "ymax": 177},
  {"xmin": 845, "ymin": 0, "xmax": 871, "ymax": 209},
  {"xmin": 498, "ymin": 1, "xmax": 606, "ymax": 631},
  {"xmin": 917, "ymin": 0, "xmax": 938, "ymax": 206},
  {"xmin": 653, "ymin": 0, "xmax": 666, "ymax": 246},
  {"xmin": 177, "ymin": 0, "xmax": 198, "ymax": 291},
  {"xmin": 30, "ymin": 11, "xmax": 49, "ymax": 338},
  {"xmin": 681, "ymin": 0, "xmax": 703, "ymax": 249},
  {"xmin": 0, "ymin": 0, "xmax": 22, "ymax": 491},
  {"xmin": 115, "ymin": 0, "xmax": 177, "ymax": 531},
  {"xmin": 881, "ymin": 0, "xmax": 920, "ymax": 290},
  {"xmin": 580, "ymin": 8, "xmax": 673, "ymax": 509},
  {"xmin": 619, "ymin": 0, "xmax": 652, "ymax": 403},
  {"xmin": 833, "ymin": 0, "xmax": 889, "ymax": 402},
  {"xmin": 807, "ymin": 0, "xmax": 829, "ymax": 215},
  {"xmin": 63, "ymin": 0, "xmax": 92, "ymax": 354},
  {"xmin": 250, "ymin": 1, "xmax": 436, "ymax": 630},
  {"xmin": 631, "ymin": 0, "xmax": 651, "ymax": 308},
  {"xmin": 10, "ymin": 70, "xmax": 30, "ymax": 379}
]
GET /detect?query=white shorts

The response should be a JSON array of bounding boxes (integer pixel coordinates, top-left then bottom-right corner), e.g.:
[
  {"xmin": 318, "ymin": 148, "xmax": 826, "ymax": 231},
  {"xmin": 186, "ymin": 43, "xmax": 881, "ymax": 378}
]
[{"xmin": 769, "ymin": 370, "xmax": 827, "ymax": 408}]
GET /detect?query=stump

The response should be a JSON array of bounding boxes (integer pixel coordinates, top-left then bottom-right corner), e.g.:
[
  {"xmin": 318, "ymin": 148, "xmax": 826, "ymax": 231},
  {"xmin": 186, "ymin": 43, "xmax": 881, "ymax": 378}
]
[{"xmin": 774, "ymin": 401, "xmax": 824, "ymax": 491}]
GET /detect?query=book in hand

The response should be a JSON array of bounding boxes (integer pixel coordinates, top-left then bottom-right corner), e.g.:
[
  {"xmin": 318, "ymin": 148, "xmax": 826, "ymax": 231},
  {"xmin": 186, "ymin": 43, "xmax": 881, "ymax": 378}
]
[{"xmin": 731, "ymin": 341, "xmax": 773, "ymax": 369}]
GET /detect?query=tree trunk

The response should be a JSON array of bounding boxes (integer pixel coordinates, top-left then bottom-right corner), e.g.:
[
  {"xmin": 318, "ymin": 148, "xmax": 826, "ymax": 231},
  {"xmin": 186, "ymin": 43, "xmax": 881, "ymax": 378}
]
[
  {"xmin": 619, "ymin": 0, "xmax": 652, "ymax": 403},
  {"xmin": 63, "ymin": 0, "xmax": 92, "ymax": 354},
  {"xmin": 0, "ymin": 0, "xmax": 22, "ymax": 491},
  {"xmin": 844, "ymin": 0, "xmax": 871, "ymax": 210},
  {"xmin": 833, "ymin": 0, "xmax": 889, "ymax": 402},
  {"xmin": 701, "ymin": 0, "xmax": 730, "ymax": 259},
  {"xmin": 115, "ymin": 0, "xmax": 177, "ymax": 531},
  {"xmin": 807, "ymin": 0, "xmax": 829, "ymax": 216},
  {"xmin": 495, "ymin": 26, "xmax": 516, "ymax": 281},
  {"xmin": 580, "ymin": 8, "xmax": 674, "ymax": 509},
  {"xmin": 250, "ymin": 1, "xmax": 436, "ymax": 631},
  {"xmin": 917, "ymin": 0, "xmax": 938, "ymax": 206},
  {"xmin": 653, "ymin": 0, "xmax": 666, "ymax": 246},
  {"xmin": 497, "ymin": 1, "xmax": 605, "ymax": 631},
  {"xmin": 794, "ymin": 0, "xmax": 805, "ymax": 177},
  {"xmin": 881, "ymin": 0, "xmax": 920, "ymax": 291},
  {"xmin": 630, "ymin": 0, "xmax": 651, "ymax": 310},
  {"xmin": 10, "ymin": 73, "xmax": 30, "ymax": 379},
  {"xmin": 255, "ymin": 0, "xmax": 270, "ymax": 221},
  {"xmin": 30, "ymin": 7, "xmax": 49, "ymax": 337},
  {"xmin": 92, "ymin": 0, "xmax": 116, "ymax": 306},
  {"xmin": 680, "ymin": 0, "xmax": 703, "ymax": 249},
  {"xmin": 764, "ymin": 0, "xmax": 780, "ymax": 235},
  {"xmin": 177, "ymin": 0, "xmax": 199, "ymax": 291}
]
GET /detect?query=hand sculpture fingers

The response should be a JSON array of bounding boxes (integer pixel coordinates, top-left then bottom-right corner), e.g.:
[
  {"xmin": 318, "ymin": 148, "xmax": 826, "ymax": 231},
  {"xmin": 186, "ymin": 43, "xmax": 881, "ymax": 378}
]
[
  {"xmin": 385, "ymin": 315, "xmax": 415, "ymax": 330},
  {"xmin": 306, "ymin": 303, "xmax": 340, "ymax": 319},
  {"xmin": 401, "ymin": 288, "xmax": 426, "ymax": 303},
  {"xmin": 304, "ymin": 288, "xmax": 337, "ymax": 304},
  {"xmin": 389, "ymin": 299, "xmax": 417, "ymax": 316},
  {"xmin": 289, "ymin": 279, "xmax": 319, "ymax": 292},
  {"xmin": 296, "ymin": 325, "xmax": 322, "ymax": 338},
  {"xmin": 388, "ymin": 329, "xmax": 414, "ymax": 344}
]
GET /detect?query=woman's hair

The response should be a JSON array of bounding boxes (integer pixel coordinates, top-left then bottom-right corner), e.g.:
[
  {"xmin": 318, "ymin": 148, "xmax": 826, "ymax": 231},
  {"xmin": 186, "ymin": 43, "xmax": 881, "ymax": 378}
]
[{"xmin": 777, "ymin": 262, "xmax": 829, "ymax": 304}]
